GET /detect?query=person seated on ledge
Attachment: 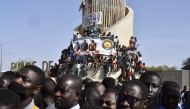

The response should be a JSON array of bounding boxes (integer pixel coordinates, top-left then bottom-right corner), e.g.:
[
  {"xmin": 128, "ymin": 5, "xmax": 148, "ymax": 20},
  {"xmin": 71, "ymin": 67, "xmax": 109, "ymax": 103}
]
[
  {"xmin": 102, "ymin": 32, "xmax": 106, "ymax": 36},
  {"xmin": 74, "ymin": 42, "xmax": 80, "ymax": 52},
  {"xmin": 89, "ymin": 30, "xmax": 95, "ymax": 38},
  {"xmin": 114, "ymin": 36, "xmax": 119, "ymax": 49},
  {"xmin": 107, "ymin": 32, "xmax": 111, "ymax": 36},
  {"xmin": 89, "ymin": 40, "xmax": 96, "ymax": 51},
  {"xmin": 77, "ymin": 33, "xmax": 82, "ymax": 38},
  {"xmin": 112, "ymin": 57, "xmax": 117, "ymax": 72},
  {"xmin": 129, "ymin": 36, "xmax": 134, "ymax": 50},
  {"xmin": 91, "ymin": 22, "xmax": 98, "ymax": 34},
  {"xmin": 81, "ymin": 40, "xmax": 88, "ymax": 51}
]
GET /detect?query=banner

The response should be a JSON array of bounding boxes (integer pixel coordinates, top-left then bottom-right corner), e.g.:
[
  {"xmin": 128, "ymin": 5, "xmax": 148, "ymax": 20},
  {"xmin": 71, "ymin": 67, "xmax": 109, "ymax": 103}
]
[
  {"xmin": 82, "ymin": 12, "xmax": 102, "ymax": 27},
  {"xmin": 72, "ymin": 37, "xmax": 116, "ymax": 56}
]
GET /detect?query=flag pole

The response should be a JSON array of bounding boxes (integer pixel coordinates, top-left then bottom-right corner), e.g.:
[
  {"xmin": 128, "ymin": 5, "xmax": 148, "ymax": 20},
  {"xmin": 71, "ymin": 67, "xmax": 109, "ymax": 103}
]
[{"xmin": 0, "ymin": 44, "xmax": 2, "ymax": 73}]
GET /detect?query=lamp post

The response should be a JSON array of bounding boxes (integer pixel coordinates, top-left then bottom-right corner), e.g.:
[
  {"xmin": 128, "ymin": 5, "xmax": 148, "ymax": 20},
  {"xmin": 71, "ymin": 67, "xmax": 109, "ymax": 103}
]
[
  {"xmin": 0, "ymin": 44, "xmax": 2, "ymax": 73},
  {"xmin": 8, "ymin": 52, "xmax": 11, "ymax": 70}
]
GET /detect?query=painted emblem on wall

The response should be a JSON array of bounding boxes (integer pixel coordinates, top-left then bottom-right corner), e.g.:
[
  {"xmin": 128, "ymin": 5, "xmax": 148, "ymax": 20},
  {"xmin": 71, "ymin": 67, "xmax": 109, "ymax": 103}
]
[{"xmin": 102, "ymin": 39, "xmax": 114, "ymax": 50}]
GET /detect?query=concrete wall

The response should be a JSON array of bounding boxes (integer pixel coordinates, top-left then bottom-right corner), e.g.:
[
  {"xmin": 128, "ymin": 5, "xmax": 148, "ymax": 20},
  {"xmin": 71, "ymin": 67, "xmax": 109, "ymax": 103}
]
[
  {"xmin": 157, "ymin": 70, "xmax": 190, "ymax": 90},
  {"xmin": 182, "ymin": 70, "xmax": 190, "ymax": 90},
  {"xmin": 105, "ymin": 6, "xmax": 134, "ymax": 46}
]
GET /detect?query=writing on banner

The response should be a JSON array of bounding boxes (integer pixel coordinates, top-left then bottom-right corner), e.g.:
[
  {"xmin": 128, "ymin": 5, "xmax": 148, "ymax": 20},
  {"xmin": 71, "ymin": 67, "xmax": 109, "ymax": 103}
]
[{"xmin": 82, "ymin": 12, "xmax": 102, "ymax": 27}]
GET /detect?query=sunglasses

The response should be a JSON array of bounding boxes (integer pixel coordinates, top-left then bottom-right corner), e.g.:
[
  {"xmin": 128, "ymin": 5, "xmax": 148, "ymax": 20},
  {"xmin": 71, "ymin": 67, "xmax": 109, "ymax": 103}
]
[{"xmin": 115, "ymin": 94, "xmax": 145, "ymax": 105}]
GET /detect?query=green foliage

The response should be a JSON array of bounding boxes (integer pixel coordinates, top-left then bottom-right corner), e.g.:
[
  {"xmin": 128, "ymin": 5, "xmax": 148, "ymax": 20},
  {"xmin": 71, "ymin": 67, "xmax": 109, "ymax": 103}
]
[
  {"xmin": 181, "ymin": 57, "xmax": 190, "ymax": 70},
  {"xmin": 146, "ymin": 65, "xmax": 178, "ymax": 72},
  {"xmin": 11, "ymin": 59, "xmax": 35, "ymax": 72}
]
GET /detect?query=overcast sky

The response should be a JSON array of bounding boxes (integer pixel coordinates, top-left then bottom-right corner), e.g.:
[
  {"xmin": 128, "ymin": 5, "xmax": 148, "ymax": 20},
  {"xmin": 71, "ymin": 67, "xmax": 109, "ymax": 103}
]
[{"xmin": 0, "ymin": 0, "xmax": 190, "ymax": 71}]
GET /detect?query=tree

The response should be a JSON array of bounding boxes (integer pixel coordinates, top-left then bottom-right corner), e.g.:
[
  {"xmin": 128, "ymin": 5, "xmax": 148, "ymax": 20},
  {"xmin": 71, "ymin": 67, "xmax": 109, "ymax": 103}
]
[
  {"xmin": 181, "ymin": 57, "xmax": 190, "ymax": 70},
  {"xmin": 146, "ymin": 65, "xmax": 178, "ymax": 72},
  {"xmin": 10, "ymin": 59, "xmax": 36, "ymax": 72}
]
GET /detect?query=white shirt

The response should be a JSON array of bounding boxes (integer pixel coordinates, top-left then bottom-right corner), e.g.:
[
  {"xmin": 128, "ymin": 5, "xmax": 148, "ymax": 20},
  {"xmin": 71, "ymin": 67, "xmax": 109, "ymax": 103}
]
[
  {"xmin": 114, "ymin": 38, "xmax": 119, "ymax": 43},
  {"xmin": 76, "ymin": 64, "xmax": 81, "ymax": 69},
  {"xmin": 24, "ymin": 99, "xmax": 38, "ymax": 109},
  {"xmin": 71, "ymin": 104, "xmax": 80, "ymax": 109},
  {"xmin": 180, "ymin": 93, "xmax": 184, "ymax": 105},
  {"xmin": 77, "ymin": 34, "xmax": 82, "ymax": 38},
  {"xmin": 138, "ymin": 56, "xmax": 143, "ymax": 62}
]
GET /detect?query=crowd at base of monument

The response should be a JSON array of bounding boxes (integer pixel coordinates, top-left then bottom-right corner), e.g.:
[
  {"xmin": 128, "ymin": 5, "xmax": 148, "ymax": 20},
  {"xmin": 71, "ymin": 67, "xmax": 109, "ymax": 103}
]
[{"xmin": 0, "ymin": 67, "xmax": 189, "ymax": 109}]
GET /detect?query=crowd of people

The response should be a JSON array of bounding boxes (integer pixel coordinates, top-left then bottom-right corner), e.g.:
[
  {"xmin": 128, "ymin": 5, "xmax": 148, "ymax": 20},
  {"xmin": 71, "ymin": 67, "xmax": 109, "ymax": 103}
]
[
  {"xmin": 0, "ymin": 67, "xmax": 189, "ymax": 109},
  {"xmin": 74, "ymin": 22, "xmax": 101, "ymax": 39},
  {"xmin": 49, "ymin": 33, "xmax": 144, "ymax": 82}
]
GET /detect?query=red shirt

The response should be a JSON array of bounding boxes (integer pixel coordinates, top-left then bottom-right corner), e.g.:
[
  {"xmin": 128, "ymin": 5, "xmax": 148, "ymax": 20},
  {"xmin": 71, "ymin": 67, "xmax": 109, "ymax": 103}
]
[{"xmin": 126, "ymin": 71, "xmax": 132, "ymax": 79}]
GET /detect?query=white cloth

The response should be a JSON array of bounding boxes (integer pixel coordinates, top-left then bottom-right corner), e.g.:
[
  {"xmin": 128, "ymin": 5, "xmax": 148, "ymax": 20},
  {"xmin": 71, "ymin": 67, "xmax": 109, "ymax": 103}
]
[
  {"xmin": 76, "ymin": 64, "xmax": 81, "ymax": 69},
  {"xmin": 71, "ymin": 104, "xmax": 80, "ymax": 109},
  {"xmin": 180, "ymin": 93, "xmax": 184, "ymax": 105},
  {"xmin": 138, "ymin": 56, "xmax": 142, "ymax": 62},
  {"xmin": 24, "ymin": 99, "xmax": 38, "ymax": 109},
  {"xmin": 178, "ymin": 103, "xmax": 182, "ymax": 109},
  {"xmin": 77, "ymin": 34, "xmax": 82, "ymax": 38}
]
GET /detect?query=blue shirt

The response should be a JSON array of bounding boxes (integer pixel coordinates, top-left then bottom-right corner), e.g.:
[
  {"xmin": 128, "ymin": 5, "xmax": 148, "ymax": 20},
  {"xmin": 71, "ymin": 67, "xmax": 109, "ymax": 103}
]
[
  {"xmin": 157, "ymin": 106, "xmax": 165, "ymax": 109},
  {"xmin": 91, "ymin": 25, "xmax": 98, "ymax": 32},
  {"xmin": 157, "ymin": 106, "xmax": 182, "ymax": 109}
]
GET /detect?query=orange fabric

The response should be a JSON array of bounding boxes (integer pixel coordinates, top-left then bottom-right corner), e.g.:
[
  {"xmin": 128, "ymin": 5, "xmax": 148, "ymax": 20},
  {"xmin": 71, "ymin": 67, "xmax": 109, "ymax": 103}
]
[
  {"xmin": 102, "ymin": 33, "xmax": 106, "ymax": 36},
  {"xmin": 140, "ymin": 65, "xmax": 146, "ymax": 69},
  {"xmin": 89, "ymin": 42, "xmax": 96, "ymax": 51},
  {"xmin": 113, "ymin": 59, "xmax": 117, "ymax": 69},
  {"xmin": 129, "ymin": 39, "xmax": 134, "ymax": 47},
  {"xmin": 32, "ymin": 105, "xmax": 38, "ymax": 109},
  {"xmin": 113, "ymin": 59, "xmax": 117, "ymax": 64},
  {"xmin": 51, "ymin": 77, "xmax": 57, "ymax": 84}
]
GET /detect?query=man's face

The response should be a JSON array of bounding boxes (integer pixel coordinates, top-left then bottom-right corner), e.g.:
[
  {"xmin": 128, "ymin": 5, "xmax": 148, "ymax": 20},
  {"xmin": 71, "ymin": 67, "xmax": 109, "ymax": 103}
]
[
  {"xmin": 161, "ymin": 87, "xmax": 180, "ymax": 109},
  {"xmin": 101, "ymin": 92, "xmax": 117, "ymax": 109},
  {"xmin": 141, "ymin": 75, "xmax": 161, "ymax": 101},
  {"xmin": 117, "ymin": 83, "xmax": 147, "ymax": 109},
  {"xmin": 54, "ymin": 79, "xmax": 78, "ymax": 109},
  {"xmin": 14, "ymin": 68, "xmax": 37, "ymax": 98}
]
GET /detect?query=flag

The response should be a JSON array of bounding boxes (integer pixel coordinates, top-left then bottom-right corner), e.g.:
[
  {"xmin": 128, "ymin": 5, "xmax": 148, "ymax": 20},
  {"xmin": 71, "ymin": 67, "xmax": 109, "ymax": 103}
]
[{"xmin": 79, "ymin": 0, "xmax": 85, "ymax": 11}]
